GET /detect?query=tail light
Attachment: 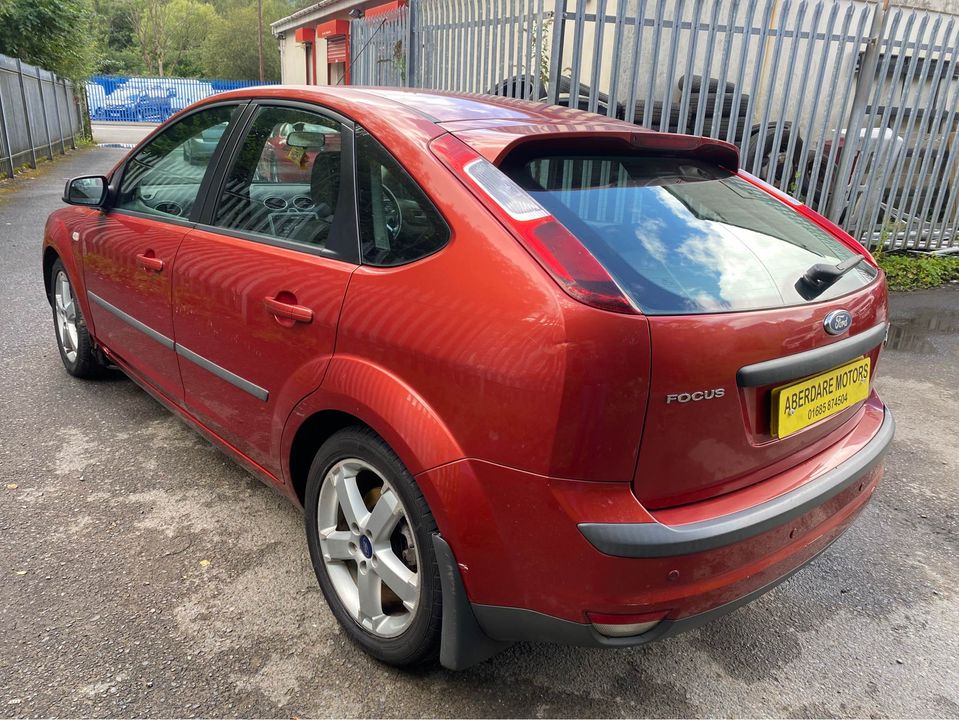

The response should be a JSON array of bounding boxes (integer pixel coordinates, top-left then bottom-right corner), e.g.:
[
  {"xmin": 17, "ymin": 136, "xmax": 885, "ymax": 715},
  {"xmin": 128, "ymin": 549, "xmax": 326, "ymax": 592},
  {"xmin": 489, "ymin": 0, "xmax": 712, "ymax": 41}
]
[
  {"xmin": 586, "ymin": 610, "xmax": 668, "ymax": 638},
  {"xmin": 430, "ymin": 133, "xmax": 637, "ymax": 314}
]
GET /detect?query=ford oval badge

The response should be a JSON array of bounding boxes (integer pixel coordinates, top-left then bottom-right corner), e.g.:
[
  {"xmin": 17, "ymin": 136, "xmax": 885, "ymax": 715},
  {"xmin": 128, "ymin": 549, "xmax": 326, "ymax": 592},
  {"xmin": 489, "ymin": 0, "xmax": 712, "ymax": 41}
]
[{"xmin": 824, "ymin": 309, "xmax": 852, "ymax": 336}]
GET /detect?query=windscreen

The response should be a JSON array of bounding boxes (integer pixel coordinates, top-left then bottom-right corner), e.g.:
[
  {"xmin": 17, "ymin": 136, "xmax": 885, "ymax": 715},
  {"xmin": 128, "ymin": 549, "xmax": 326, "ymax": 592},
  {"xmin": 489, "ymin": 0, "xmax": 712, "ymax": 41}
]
[{"xmin": 504, "ymin": 154, "xmax": 878, "ymax": 315}]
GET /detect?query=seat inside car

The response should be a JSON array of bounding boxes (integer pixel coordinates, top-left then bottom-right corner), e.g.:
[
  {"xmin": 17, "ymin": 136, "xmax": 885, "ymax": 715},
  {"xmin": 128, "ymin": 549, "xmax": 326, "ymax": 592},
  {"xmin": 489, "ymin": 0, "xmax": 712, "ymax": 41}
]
[{"xmin": 309, "ymin": 150, "xmax": 339, "ymax": 220}]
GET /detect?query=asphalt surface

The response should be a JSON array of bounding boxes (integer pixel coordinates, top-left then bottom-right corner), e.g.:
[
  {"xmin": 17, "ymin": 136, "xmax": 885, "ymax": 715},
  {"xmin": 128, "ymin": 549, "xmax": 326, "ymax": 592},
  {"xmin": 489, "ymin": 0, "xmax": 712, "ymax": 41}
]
[
  {"xmin": 91, "ymin": 123, "xmax": 155, "ymax": 147},
  {"xmin": 1, "ymin": 148, "xmax": 957, "ymax": 718}
]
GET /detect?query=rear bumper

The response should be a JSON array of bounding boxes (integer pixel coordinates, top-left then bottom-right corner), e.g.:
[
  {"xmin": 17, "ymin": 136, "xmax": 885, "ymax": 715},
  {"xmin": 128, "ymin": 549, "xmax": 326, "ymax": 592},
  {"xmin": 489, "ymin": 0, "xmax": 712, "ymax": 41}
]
[
  {"xmin": 579, "ymin": 408, "xmax": 894, "ymax": 558},
  {"xmin": 421, "ymin": 401, "xmax": 892, "ymax": 669},
  {"xmin": 469, "ymin": 533, "xmax": 839, "ymax": 649}
]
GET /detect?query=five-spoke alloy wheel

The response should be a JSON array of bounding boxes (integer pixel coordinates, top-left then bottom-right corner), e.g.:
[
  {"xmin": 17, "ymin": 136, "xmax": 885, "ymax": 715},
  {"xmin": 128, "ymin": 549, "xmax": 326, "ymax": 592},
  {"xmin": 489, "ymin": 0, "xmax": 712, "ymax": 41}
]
[
  {"xmin": 49, "ymin": 258, "xmax": 103, "ymax": 378},
  {"xmin": 305, "ymin": 427, "xmax": 442, "ymax": 667},
  {"xmin": 54, "ymin": 269, "xmax": 79, "ymax": 364},
  {"xmin": 317, "ymin": 458, "xmax": 421, "ymax": 637}
]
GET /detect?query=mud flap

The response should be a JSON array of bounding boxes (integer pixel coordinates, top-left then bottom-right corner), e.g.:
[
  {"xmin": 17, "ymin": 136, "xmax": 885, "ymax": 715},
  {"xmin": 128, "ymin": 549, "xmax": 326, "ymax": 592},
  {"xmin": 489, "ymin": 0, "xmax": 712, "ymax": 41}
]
[{"xmin": 432, "ymin": 534, "xmax": 512, "ymax": 670}]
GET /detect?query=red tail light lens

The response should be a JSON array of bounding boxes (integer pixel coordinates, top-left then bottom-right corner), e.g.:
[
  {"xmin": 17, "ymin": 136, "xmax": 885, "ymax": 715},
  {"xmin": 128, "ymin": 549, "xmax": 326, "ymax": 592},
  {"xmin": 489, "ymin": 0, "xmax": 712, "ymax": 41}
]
[{"xmin": 430, "ymin": 134, "xmax": 637, "ymax": 314}]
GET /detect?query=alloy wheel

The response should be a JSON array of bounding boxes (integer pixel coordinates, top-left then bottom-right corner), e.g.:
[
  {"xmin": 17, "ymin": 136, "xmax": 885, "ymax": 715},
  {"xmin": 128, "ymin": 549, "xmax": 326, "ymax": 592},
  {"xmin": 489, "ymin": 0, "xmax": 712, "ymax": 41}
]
[
  {"xmin": 317, "ymin": 458, "xmax": 421, "ymax": 638},
  {"xmin": 54, "ymin": 270, "xmax": 79, "ymax": 364}
]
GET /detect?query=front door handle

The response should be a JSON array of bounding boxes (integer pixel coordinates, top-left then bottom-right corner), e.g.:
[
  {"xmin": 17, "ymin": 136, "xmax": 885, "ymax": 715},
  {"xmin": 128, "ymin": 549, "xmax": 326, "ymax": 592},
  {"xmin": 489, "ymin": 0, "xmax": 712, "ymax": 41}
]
[
  {"xmin": 264, "ymin": 296, "xmax": 313, "ymax": 324},
  {"xmin": 136, "ymin": 253, "xmax": 164, "ymax": 272}
]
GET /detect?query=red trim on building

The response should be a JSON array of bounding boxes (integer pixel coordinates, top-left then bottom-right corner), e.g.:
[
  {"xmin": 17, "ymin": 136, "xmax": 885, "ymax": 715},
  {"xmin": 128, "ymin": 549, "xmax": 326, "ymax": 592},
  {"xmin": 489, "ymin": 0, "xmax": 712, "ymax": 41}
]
[
  {"xmin": 316, "ymin": 19, "xmax": 350, "ymax": 38},
  {"xmin": 294, "ymin": 26, "xmax": 315, "ymax": 43},
  {"xmin": 296, "ymin": 2, "xmax": 414, "ymax": 87},
  {"xmin": 365, "ymin": 0, "xmax": 407, "ymax": 18},
  {"xmin": 314, "ymin": 18, "xmax": 350, "ymax": 85}
]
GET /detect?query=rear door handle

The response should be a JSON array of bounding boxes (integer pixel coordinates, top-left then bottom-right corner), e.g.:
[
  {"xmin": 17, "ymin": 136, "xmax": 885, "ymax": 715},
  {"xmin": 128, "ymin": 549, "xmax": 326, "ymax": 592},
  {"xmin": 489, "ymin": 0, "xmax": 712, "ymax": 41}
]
[
  {"xmin": 136, "ymin": 253, "xmax": 164, "ymax": 272},
  {"xmin": 264, "ymin": 296, "xmax": 313, "ymax": 324}
]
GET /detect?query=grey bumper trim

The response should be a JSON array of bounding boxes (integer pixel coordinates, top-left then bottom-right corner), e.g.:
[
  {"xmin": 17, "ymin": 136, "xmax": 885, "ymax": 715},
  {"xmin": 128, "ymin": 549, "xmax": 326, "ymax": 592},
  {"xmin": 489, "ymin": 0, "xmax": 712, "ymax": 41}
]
[
  {"xmin": 579, "ymin": 409, "xmax": 894, "ymax": 558},
  {"xmin": 736, "ymin": 322, "xmax": 888, "ymax": 388},
  {"xmin": 88, "ymin": 291, "xmax": 174, "ymax": 350},
  {"xmin": 472, "ymin": 535, "xmax": 839, "ymax": 649}
]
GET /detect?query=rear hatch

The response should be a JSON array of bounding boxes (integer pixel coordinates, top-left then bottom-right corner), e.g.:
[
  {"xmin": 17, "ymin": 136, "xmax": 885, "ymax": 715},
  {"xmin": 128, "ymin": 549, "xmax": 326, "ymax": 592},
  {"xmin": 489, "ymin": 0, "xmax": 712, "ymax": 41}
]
[{"xmin": 499, "ymin": 147, "xmax": 886, "ymax": 508}]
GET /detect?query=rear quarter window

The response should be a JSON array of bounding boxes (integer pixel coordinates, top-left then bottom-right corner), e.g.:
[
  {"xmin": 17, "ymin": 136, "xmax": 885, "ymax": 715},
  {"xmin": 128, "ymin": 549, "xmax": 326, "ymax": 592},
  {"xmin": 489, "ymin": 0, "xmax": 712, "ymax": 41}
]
[
  {"xmin": 505, "ymin": 154, "xmax": 877, "ymax": 315},
  {"xmin": 355, "ymin": 128, "xmax": 450, "ymax": 267}
]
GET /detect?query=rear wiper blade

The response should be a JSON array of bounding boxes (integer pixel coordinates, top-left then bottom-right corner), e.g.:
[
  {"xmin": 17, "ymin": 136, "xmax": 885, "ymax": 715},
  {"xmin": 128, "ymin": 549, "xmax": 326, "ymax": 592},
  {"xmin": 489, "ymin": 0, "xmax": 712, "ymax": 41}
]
[{"xmin": 795, "ymin": 255, "xmax": 866, "ymax": 300}]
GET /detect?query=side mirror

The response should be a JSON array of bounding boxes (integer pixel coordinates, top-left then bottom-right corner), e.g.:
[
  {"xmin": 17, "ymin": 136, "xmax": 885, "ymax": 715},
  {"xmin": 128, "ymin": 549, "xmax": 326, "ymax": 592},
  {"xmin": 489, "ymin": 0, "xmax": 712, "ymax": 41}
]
[{"xmin": 63, "ymin": 175, "xmax": 108, "ymax": 207}]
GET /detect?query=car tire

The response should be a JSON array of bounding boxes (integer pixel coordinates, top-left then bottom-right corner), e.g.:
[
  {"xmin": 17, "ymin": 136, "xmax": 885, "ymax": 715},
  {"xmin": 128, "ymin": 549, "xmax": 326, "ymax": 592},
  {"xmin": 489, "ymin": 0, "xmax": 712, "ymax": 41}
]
[
  {"xmin": 304, "ymin": 426, "xmax": 442, "ymax": 667},
  {"xmin": 49, "ymin": 259, "xmax": 104, "ymax": 379}
]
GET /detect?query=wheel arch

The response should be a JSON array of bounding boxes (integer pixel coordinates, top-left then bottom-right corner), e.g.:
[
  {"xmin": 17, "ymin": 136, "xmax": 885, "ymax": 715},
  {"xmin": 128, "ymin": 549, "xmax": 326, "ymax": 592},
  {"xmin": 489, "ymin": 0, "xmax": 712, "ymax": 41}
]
[
  {"xmin": 282, "ymin": 356, "xmax": 465, "ymax": 509},
  {"xmin": 42, "ymin": 246, "xmax": 60, "ymax": 303},
  {"xmin": 287, "ymin": 409, "xmax": 370, "ymax": 506}
]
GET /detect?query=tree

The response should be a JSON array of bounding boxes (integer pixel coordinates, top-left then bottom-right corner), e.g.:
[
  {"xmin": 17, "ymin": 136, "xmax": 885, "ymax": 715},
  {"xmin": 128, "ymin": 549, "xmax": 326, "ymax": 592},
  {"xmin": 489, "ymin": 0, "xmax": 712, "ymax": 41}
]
[
  {"xmin": 199, "ymin": 0, "xmax": 283, "ymax": 81},
  {"xmin": 127, "ymin": 0, "xmax": 216, "ymax": 76},
  {"xmin": 0, "ymin": 0, "xmax": 96, "ymax": 79},
  {"xmin": 91, "ymin": 0, "xmax": 146, "ymax": 74}
]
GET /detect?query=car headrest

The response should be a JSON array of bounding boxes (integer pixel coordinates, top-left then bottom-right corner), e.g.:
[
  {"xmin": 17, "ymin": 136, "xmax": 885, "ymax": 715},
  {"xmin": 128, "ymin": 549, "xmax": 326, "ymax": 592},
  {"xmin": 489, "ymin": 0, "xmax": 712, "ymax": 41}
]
[{"xmin": 310, "ymin": 151, "xmax": 340, "ymax": 213}]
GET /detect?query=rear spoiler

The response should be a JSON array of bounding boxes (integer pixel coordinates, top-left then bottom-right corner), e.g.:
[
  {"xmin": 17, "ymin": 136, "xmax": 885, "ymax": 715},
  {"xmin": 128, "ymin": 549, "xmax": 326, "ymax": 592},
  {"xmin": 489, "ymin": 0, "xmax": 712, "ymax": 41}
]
[
  {"xmin": 446, "ymin": 123, "xmax": 739, "ymax": 171},
  {"xmin": 628, "ymin": 132, "xmax": 739, "ymax": 171}
]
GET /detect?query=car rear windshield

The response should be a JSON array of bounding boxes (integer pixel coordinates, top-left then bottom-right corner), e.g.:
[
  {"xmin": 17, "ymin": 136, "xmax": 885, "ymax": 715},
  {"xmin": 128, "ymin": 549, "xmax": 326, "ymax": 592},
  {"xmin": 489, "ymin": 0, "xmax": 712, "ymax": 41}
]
[{"xmin": 503, "ymin": 154, "xmax": 878, "ymax": 315}]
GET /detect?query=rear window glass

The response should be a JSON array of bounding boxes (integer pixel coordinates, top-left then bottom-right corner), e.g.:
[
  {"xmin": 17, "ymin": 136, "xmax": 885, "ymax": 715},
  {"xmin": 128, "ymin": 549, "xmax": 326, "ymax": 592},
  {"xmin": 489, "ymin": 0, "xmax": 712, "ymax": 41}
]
[{"xmin": 504, "ymin": 155, "xmax": 878, "ymax": 315}]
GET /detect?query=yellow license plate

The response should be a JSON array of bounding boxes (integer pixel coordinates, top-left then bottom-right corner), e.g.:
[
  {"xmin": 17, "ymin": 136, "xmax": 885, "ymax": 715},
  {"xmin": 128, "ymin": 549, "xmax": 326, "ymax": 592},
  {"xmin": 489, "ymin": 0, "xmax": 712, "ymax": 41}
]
[{"xmin": 771, "ymin": 357, "xmax": 871, "ymax": 438}]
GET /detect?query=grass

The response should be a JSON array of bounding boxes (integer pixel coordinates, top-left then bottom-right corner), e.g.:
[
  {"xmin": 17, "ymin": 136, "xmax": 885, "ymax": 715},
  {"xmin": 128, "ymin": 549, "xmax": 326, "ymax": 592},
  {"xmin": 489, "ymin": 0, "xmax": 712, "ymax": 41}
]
[{"xmin": 876, "ymin": 251, "xmax": 959, "ymax": 292}]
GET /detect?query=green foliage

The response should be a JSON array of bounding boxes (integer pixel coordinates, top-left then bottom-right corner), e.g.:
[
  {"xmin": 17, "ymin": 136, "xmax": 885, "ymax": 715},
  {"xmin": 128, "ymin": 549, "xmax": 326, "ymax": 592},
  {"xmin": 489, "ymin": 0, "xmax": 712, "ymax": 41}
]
[
  {"xmin": 1, "ymin": 0, "xmax": 295, "ymax": 81},
  {"xmin": 125, "ymin": 0, "xmax": 218, "ymax": 76},
  {"xmin": 876, "ymin": 253, "xmax": 959, "ymax": 292},
  {"xmin": 199, "ymin": 0, "xmax": 286, "ymax": 81},
  {"xmin": 0, "ymin": 0, "xmax": 96, "ymax": 80}
]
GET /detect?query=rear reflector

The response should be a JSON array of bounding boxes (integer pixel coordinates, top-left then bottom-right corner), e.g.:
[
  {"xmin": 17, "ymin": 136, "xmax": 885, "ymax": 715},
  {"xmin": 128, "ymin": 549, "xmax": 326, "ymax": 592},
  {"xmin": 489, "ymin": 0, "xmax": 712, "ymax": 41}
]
[
  {"xmin": 586, "ymin": 610, "xmax": 668, "ymax": 638},
  {"xmin": 431, "ymin": 133, "xmax": 637, "ymax": 315}
]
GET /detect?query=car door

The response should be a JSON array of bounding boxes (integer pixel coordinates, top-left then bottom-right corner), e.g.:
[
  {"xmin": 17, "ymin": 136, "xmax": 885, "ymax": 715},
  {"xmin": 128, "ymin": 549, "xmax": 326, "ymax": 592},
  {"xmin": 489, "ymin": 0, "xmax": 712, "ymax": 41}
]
[
  {"xmin": 81, "ymin": 103, "xmax": 243, "ymax": 401},
  {"xmin": 172, "ymin": 102, "xmax": 358, "ymax": 476}
]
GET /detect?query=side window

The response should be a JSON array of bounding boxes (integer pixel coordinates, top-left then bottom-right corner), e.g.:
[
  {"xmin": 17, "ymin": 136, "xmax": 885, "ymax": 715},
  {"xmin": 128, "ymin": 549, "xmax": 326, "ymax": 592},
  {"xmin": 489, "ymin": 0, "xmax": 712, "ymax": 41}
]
[
  {"xmin": 116, "ymin": 105, "xmax": 237, "ymax": 220},
  {"xmin": 355, "ymin": 127, "xmax": 450, "ymax": 266},
  {"xmin": 211, "ymin": 105, "xmax": 353, "ymax": 258}
]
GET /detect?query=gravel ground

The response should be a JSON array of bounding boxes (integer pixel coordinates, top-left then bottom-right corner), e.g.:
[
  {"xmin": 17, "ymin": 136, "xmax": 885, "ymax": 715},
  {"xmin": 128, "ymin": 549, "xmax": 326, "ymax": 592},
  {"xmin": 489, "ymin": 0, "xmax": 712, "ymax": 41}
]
[{"xmin": 0, "ymin": 148, "xmax": 957, "ymax": 718}]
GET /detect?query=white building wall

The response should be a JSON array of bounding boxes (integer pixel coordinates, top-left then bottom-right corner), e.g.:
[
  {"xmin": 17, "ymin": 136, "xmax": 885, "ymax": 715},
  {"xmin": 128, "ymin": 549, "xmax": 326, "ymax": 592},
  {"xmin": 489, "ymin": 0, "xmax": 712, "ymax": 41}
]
[{"xmin": 279, "ymin": 34, "xmax": 309, "ymax": 84}]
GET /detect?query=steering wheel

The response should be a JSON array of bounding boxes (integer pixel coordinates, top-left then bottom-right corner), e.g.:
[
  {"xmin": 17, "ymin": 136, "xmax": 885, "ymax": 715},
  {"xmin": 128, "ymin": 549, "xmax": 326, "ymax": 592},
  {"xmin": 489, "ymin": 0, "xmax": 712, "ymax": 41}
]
[{"xmin": 381, "ymin": 184, "xmax": 402, "ymax": 241}]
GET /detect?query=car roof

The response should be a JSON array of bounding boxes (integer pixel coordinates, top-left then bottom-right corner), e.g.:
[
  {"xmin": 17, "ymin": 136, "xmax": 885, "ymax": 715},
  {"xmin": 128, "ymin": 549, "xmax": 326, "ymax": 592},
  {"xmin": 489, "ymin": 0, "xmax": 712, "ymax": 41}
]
[{"xmin": 201, "ymin": 85, "xmax": 738, "ymax": 167}]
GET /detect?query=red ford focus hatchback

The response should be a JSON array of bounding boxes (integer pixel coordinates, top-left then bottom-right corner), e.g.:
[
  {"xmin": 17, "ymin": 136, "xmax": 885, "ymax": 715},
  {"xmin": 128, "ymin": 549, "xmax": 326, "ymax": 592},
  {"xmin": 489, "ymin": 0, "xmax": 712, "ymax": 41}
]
[{"xmin": 43, "ymin": 87, "xmax": 894, "ymax": 669}]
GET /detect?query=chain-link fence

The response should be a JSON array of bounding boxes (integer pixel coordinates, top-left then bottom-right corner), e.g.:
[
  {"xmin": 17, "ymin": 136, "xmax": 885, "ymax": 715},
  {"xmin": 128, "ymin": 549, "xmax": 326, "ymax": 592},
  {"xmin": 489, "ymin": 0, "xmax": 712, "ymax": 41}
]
[
  {"xmin": 350, "ymin": 1, "xmax": 959, "ymax": 251},
  {"xmin": 0, "ymin": 54, "xmax": 83, "ymax": 178}
]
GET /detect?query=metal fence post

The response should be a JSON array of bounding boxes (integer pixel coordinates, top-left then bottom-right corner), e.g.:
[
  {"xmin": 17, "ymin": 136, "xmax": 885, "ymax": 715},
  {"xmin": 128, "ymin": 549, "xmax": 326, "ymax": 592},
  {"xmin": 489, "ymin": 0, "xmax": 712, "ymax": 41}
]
[
  {"xmin": 0, "ymin": 84, "xmax": 14, "ymax": 177},
  {"xmin": 50, "ymin": 74, "xmax": 67, "ymax": 155},
  {"xmin": 63, "ymin": 80, "xmax": 77, "ymax": 149},
  {"xmin": 546, "ymin": 0, "xmax": 565, "ymax": 104},
  {"xmin": 407, "ymin": 0, "xmax": 417, "ymax": 87},
  {"xmin": 35, "ymin": 66, "xmax": 55, "ymax": 160},
  {"xmin": 826, "ymin": 0, "xmax": 889, "ymax": 223},
  {"xmin": 15, "ymin": 58, "xmax": 37, "ymax": 169}
]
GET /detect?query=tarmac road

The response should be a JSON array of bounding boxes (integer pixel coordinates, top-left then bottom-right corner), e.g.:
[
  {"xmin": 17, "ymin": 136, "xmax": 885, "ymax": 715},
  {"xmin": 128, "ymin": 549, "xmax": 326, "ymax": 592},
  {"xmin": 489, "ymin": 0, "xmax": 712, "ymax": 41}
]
[
  {"xmin": 91, "ymin": 122, "xmax": 155, "ymax": 147},
  {"xmin": 0, "ymin": 147, "xmax": 957, "ymax": 718}
]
